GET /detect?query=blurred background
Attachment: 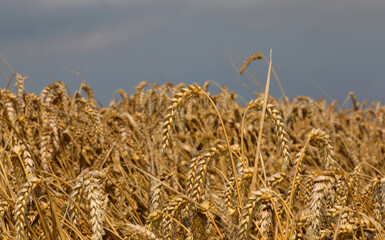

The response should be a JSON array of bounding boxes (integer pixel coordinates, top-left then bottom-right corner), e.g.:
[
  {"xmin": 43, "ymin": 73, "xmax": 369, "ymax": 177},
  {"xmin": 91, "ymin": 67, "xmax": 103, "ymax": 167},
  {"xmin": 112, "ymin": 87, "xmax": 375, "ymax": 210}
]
[{"xmin": 1, "ymin": 0, "xmax": 384, "ymax": 105}]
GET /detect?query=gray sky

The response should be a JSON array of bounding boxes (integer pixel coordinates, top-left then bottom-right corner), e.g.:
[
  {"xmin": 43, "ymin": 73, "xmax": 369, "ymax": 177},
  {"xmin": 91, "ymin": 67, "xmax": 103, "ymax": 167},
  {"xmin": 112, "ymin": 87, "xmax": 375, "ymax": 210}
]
[{"xmin": 1, "ymin": 0, "xmax": 384, "ymax": 105}]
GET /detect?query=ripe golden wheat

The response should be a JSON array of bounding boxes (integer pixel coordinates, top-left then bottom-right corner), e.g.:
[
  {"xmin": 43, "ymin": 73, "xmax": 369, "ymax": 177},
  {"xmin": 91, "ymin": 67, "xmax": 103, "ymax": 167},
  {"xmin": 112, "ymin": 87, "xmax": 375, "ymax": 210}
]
[{"xmin": 0, "ymin": 55, "xmax": 384, "ymax": 239}]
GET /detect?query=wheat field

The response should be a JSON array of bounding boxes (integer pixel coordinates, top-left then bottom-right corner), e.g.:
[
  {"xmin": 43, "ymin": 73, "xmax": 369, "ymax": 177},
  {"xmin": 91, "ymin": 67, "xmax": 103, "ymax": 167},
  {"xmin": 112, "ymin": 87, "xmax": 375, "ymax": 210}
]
[{"xmin": 0, "ymin": 55, "xmax": 384, "ymax": 239}]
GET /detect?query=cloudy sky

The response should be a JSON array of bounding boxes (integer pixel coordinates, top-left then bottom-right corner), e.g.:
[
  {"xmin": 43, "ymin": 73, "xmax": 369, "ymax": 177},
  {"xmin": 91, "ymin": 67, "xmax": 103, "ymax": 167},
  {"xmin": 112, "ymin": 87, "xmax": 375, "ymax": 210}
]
[{"xmin": 1, "ymin": 0, "xmax": 384, "ymax": 105}]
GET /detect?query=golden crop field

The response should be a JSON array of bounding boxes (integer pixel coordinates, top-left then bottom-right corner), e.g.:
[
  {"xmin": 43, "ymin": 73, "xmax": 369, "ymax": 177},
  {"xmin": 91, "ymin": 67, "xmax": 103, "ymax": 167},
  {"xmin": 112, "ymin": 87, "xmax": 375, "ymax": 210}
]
[{"xmin": 0, "ymin": 54, "xmax": 384, "ymax": 239}]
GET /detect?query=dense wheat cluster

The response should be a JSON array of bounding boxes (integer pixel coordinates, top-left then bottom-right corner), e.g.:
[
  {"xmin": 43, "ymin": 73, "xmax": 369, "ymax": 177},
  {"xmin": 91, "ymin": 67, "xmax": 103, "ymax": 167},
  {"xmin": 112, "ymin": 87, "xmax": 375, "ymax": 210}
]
[{"xmin": 1, "ymin": 70, "xmax": 385, "ymax": 239}]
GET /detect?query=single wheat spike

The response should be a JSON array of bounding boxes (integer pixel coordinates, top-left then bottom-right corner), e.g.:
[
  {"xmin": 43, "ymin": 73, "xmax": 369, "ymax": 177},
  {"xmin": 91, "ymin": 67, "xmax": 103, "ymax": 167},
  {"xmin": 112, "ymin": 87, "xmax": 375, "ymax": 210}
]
[
  {"xmin": 256, "ymin": 202, "xmax": 273, "ymax": 238},
  {"xmin": 134, "ymin": 81, "xmax": 148, "ymax": 112},
  {"xmin": 237, "ymin": 188, "xmax": 275, "ymax": 240},
  {"xmin": 20, "ymin": 142, "xmax": 36, "ymax": 179},
  {"xmin": 190, "ymin": 146, "xmax": 231, "ymax": 204},
  {"xmin": 15, "ymin": 73, "xmax": 28, "ymax": 111},
  {"xmin": 150, "ymin": 171, "xmax": 172, "ymax": 213},
  {"xmin": 203, "ymin": 80, "xmax": 210, "ymax": 91},
  {"xmin": 372, "ymin": 177, "xmax": 385, "ymax": 223},
  {"xmin": 10, "ymin": 145, "xmax": 27, "ymax": 187},
  {"xmin": 247, "ymin": 98, "xmax": 291, "ymax": 170},
  {"xmin": 67, "ymin": 172, "xmax": 86, "ymax": 225},
  {"xmin": 0, "ymin": 200, "xmax": 10, "ymax": 235},
  {"xmin": 160, "ymin": 197, "xmax": 187, "ymax": 240},
  {"xmin": 117, "ymin": 89, "xmax": 129, "ymax": 108},
  {"xmin": 46, "ymin": 88, "xmax": 69, "ymax": 112},
  {"xmin": 39, "ymin": 124, "xmax": 54, "ymax": 172},
  {"xmin": 326, "ymin": 206, "xmax": 355, "ymax": 238},
  {"xmin": 187, "ymin": 144, "xmax": 239, "ymax": 233},
  {"xmin": 40, "ymin": 81, "xmax": 66, "ymax": 103},
  {"xmin": 76, "ymin": 98, "xmax": 104, "ymax": 149},
  {"xmin": 160, "ymin": 84, "xmax": 204, "ymax": 152},
  {"xmin": 349, "ymin": 91, "xmax": 359, "ymax": 111},
  {"xmin": 24, "ymin": 92, "xmax": 43, "ymax": 112},
  {"xmin": 290, "ymin": 128, "xmax": 337, "ymax": 207},
  {"xmin": 1, "ymin": 89, "xmax": 17, "ymax": 122},
  {"xmin": 10, "ymin": 142, "xmax": 36, "ymax": 184},
  {"xmin": 13, "ymin": 177, "xmax": 40, "ymax": 240},
  {"xmin": 186, "ymin": 144, "xmax": 228, "ymax": 199},
  {"xmin": 185, "ymin": 150, "xmax": 206, "ymax": 197},
  {"xmin": 306, "ymin": 174, "xmax": 336, "ymax": 238},
  {"xmin": 308, "ymin": 129, "xmax": 336, "ymax": 169},
  {"xmin": 83, "ymin": 170, "xmax": 107, "ymax": 240},
  {"xmin": 80, "ymin": 83, "xmax": 97, "ymax": 108},
  {"xmin": 46, "ymin": 111, "xmax": 61, "ymax": 151},
  {"xmin": 239, "ymin": 53, "xmax": 264, "ymax": 75}
]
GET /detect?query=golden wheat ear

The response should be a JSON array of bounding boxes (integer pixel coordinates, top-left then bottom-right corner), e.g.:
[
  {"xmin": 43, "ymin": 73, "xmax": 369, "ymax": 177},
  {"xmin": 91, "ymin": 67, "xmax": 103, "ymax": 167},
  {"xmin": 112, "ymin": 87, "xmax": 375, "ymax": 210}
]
[
  {"xmin": 14, "ymin": 73, "xmax": 28, "ymax": 111},
  {"xmin": 237, "ymin": 188, "xmax": 278, "ymax": 240},
  {"xmin": 239, "ymin": 53, "xmax": 264, "ymax": 75},
  {"xmin": 83, "ymin": 170, "xmax": 107, "ymax": 240},
  {"xmin": 13, "ymin": 178, "xmax": 41, "ymax": 240},
  {"xmin": 246, "ymin": 98, "xmax": 291, "ymax": 171},
  {"xmin": 160, "ymin": 84, "xmax": 203, "ymax": 153}
]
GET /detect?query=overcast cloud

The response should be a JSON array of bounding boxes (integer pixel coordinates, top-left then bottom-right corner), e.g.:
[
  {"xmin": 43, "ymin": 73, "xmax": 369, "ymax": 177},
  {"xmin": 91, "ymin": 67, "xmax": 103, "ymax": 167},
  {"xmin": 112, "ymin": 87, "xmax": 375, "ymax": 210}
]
[{"xmin": 0, "ymin": 0, "xmax": 384, "ymax": 105}]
